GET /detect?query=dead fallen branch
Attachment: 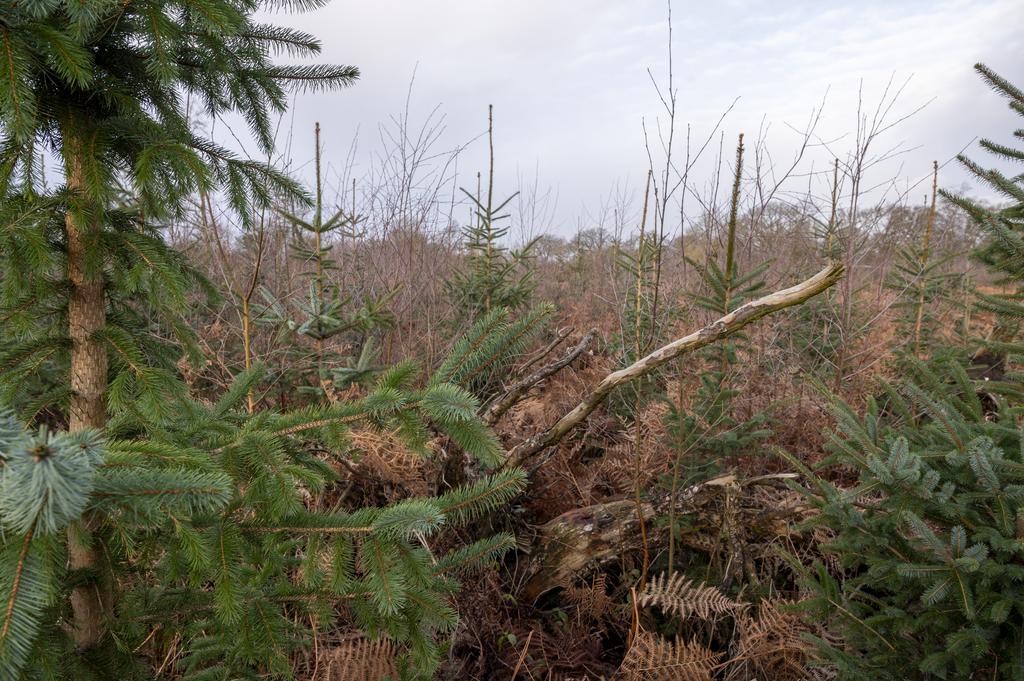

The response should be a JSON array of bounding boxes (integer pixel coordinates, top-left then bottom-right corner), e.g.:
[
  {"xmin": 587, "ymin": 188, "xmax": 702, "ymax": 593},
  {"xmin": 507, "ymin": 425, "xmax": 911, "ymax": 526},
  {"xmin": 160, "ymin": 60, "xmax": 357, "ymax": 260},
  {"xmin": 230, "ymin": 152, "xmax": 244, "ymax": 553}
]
[
  {"xmin": 483, "ymin": 329, "xmax": 597, "ymax": 426},
  {"xmin": 506, "ymin": 261, "xmax": 845, "ymax": 468}
]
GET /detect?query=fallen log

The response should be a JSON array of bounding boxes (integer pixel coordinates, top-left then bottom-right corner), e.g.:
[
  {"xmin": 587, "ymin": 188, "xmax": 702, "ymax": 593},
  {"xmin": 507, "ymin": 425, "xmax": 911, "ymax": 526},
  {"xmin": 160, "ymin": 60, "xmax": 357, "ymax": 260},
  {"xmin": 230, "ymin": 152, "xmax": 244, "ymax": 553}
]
[{"xmin": 518, "ymin": 474, "xmax": 812, "ymax": 602}]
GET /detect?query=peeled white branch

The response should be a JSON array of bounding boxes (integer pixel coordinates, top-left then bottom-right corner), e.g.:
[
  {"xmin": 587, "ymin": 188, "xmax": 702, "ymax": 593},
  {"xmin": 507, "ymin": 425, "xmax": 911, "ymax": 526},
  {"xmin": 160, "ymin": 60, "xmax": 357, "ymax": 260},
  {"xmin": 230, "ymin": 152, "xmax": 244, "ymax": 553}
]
[{"xmin": 506, "ymin": 260, "xmax": 845, "ymax": 467}]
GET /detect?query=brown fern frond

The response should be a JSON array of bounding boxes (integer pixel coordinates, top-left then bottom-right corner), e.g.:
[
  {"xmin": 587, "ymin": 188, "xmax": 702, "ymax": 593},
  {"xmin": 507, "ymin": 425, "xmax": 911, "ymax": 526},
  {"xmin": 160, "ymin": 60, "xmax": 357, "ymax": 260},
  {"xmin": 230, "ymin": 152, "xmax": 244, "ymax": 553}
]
[
  {"xmin": 347, "ymin": 428, "xmax": 431, "ymax": 495},
  {"xmin": 322, "ymin": 636, "xmax": 398, "ymax": 681},
  {"xmin": 592, "ymin": 405, "xmax": 670, "ymax": 492},
  {"xmin": 617, "ymin": 631, "xmax": 720, "ymax": 681},
  {"xmin": 565, "ymin": 572, "xmax": 614, "ymax": 622},
  {"xmin": 812, "ymin": 526, "xmax": 843, "ymax": 576},
  {"xmin": 727, "ymin": 599, "xmax": 812, "ymax": 681},
  {"xmin": 638, "ymin": 572, "xmax": 740, "ymax": 620},
  {"xmin": 592, "ymin": 443, "xmax": 640, "ymax": 494}
]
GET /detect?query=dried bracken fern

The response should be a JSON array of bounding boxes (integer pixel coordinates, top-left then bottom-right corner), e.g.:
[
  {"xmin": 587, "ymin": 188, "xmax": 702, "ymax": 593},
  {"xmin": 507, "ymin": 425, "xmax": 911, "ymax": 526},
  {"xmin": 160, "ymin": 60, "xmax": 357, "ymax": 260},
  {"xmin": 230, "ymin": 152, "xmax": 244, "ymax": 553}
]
[
  {"xmin": 594, "ymin": 405, "xmax": 671, "ymax": 491},
  {"xmin": 638, "ymin": 572, "xmax": 741, "ymax": 620},
  {"xmin": 727, "ymin": 599, "xmax": 812, "ymax": 681},
  {"xmin": 616, "ymin": 631, "xmax": 721, "ymax": 681},
  {"xmin": 592, "ymin": 442, "xmax": 654, "ymax": 495},
  {"xmin": 321, "ymin": 636, "xmax": 398, "ymax": 681},
  {"xmin": 564, "ymin": 572, "xmax": 615, "ymax": 622},
  {"xmin": 347, "ymin": 428, "xmax": 431, "ymax": 495}
]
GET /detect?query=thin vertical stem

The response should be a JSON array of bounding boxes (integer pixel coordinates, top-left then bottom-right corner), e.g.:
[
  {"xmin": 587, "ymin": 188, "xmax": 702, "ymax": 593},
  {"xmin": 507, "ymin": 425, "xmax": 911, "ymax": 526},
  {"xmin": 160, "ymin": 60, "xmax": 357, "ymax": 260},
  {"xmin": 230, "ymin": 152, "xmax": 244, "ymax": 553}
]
[
  {"xmin": 205, "ymin": 190, "xmax": 263, "ymax": 413},
  {"xmin": 241, "ymin": 299, "xmax": 254, "ymax": 412},
  {"xmin": 913, "ymin": 160, "xmax": 939, "ymax": 357},
  {"xmin": 634, "ymin": 171, "xmax": 653, "ymax": 358},
  {"xmin": 486, "ymin": 105, "xmax": 495, "ymax": 222},
  {"xmin": 667, "ymin": 361, "xmax": 685, "ymax": 575},
  {"xmin": 313, "ymin": 121, "xmax": 324, "ymax": 304},
  {"xmin": 826, "ymin": 158, "xmax": 839, "ymax": 257},
  {"xmin": 724, "ymin": 133, "xmax": 744, "ymax": 312},
  {"xmin": 311, "ymin": 122, "xmax": 327, "ymax": 384},
  {"xmin": 484, "ymin": 105, "xmax": 495, "ymax": 313},
  {"xmin": 634, "ymin": 169, "xmax": 653, "ymax": 591},
  {"xmin": 822, "ymin": 158, "xmax": 840, "ymax": 345},
  {"xmin": 242, "ymin": 225, "xmax": 265, "ymax": 413},
  {"xmin": 721, "ymin": 134, "xmax": 744, "ymax": 377}
]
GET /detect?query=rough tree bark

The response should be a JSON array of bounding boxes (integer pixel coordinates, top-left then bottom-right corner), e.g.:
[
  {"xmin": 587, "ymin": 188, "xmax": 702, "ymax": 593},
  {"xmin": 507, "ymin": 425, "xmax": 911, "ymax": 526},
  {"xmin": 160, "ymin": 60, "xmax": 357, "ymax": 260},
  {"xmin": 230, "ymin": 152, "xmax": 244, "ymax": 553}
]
[
  {"xmin": 64, "ymin": 127, "xmax": 108, "ymax": 651},
  {"xmin": 519, "ymin": 474, "xmax": 809, "ymax": 601},
  {"xmin": 506, "ymin": 260, "xmax": 845, "ymax": 468}
]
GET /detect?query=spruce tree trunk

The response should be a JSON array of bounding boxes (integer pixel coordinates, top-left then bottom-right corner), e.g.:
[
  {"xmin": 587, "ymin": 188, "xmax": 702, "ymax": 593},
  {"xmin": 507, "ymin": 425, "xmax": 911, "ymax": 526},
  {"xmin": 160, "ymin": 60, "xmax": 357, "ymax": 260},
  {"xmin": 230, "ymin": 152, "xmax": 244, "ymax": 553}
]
[{"xmin": 63, "ymin": 128, "xmax": 108, "ymax": 650}]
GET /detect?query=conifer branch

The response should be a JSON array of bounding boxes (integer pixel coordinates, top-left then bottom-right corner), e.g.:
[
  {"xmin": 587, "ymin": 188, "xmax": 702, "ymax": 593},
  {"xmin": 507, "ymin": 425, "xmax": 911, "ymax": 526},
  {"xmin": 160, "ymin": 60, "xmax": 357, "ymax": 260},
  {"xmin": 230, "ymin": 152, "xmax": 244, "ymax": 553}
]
[
  {"xmin": 274, "ymin": 413, "xmax": 367, "ymax": 436},
  {"xmin": 1, "ymin": 524, "xmax": 34, "ymax": 644}
]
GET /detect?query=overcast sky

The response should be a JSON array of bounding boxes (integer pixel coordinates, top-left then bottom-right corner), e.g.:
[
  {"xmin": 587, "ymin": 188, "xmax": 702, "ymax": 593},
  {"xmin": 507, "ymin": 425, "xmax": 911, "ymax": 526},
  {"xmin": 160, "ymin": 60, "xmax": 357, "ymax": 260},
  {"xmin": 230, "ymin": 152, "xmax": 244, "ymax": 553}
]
[{"xmin": 246, "ymin": 0, "xmax": 1023, "ymax": 237}]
